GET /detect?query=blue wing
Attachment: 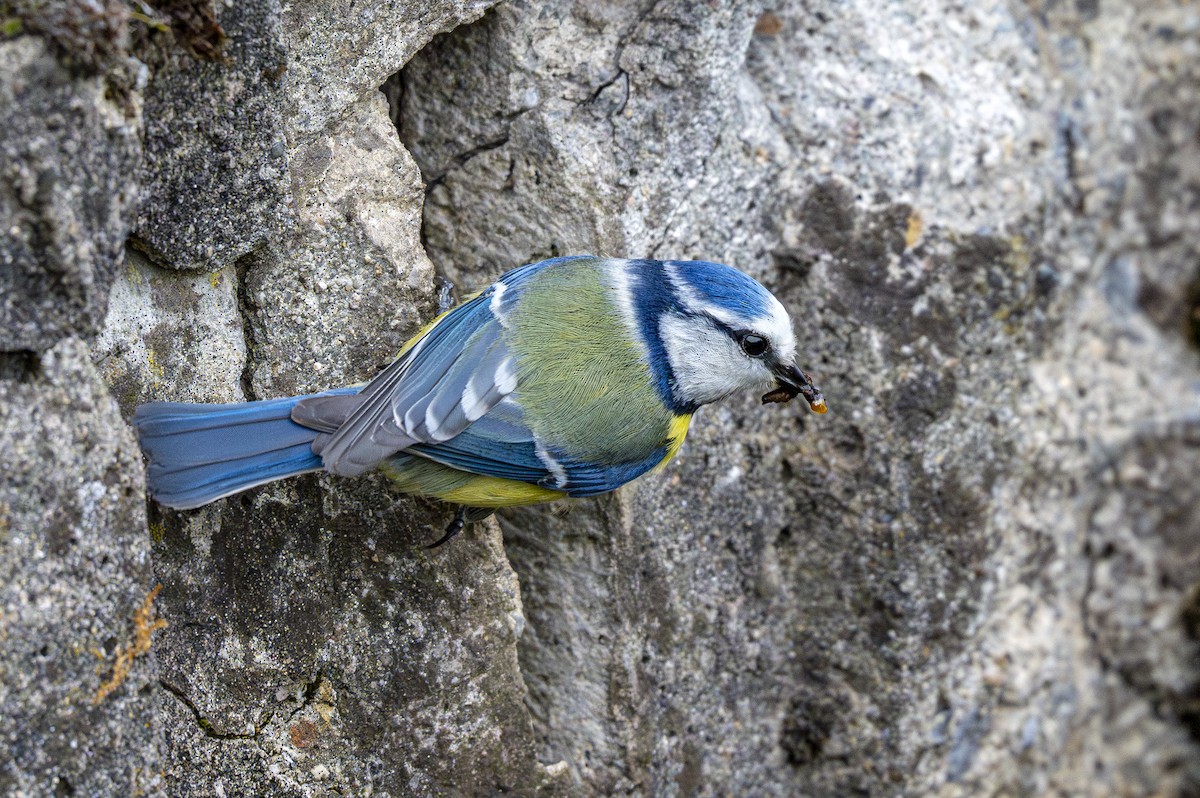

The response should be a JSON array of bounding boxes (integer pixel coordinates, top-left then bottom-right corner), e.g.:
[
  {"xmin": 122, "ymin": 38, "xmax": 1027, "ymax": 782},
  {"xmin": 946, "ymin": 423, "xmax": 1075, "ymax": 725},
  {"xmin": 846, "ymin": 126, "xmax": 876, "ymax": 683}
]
[
  {"xmin": 300, "ymin": 256, "xmax": 592, "ymax": 477},
  {"xmin": 406, "ymin": 396, "xmax": 669, "ymax": 498}
]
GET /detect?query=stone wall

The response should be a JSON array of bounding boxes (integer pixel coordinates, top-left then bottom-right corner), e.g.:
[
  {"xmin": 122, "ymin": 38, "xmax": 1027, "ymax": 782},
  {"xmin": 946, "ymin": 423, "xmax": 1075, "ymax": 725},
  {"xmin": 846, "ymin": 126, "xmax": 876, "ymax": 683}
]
[{"xmin": 2, "ymin": 1, "xmax": 1197, "ymax": 795}]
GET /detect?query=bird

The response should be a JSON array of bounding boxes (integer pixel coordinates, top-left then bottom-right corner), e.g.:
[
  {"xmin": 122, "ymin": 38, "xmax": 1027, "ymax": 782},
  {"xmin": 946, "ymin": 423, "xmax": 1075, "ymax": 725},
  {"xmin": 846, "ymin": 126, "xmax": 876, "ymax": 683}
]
[{"xmin": 133, "ymin": 255, "xmax": 826, "ymax": 546}]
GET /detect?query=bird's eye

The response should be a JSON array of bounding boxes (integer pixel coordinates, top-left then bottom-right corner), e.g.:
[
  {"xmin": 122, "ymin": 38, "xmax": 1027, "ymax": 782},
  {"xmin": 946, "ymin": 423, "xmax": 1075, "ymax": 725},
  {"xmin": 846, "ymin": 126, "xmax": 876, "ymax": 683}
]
[{"xmin": 738, "ymin": 333, "xmax": 769, "ymax": 358}]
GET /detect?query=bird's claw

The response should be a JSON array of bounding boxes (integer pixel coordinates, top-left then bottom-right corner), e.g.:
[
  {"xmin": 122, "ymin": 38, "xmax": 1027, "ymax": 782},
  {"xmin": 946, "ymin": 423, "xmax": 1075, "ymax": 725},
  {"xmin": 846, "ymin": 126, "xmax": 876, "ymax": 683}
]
[{"xmin": 428, "ymin": 508, "xmax": 466, "ymax": 549}]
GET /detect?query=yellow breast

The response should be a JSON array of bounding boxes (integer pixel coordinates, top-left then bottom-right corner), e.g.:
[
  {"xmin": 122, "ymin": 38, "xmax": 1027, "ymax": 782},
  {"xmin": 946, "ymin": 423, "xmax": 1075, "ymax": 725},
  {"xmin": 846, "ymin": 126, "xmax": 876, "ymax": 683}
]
[{"xmin": 653, "ymin": 413, "xmax": 693, "ymax": 473}]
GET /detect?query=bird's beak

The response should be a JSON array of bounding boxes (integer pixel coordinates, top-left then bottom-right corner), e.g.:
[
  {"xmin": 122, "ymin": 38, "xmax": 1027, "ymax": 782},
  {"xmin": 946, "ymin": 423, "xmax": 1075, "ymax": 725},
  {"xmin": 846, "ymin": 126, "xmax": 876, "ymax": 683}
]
[{"xmin": 763, "ymin": 361, "xmax": 828, "ymax": 414}]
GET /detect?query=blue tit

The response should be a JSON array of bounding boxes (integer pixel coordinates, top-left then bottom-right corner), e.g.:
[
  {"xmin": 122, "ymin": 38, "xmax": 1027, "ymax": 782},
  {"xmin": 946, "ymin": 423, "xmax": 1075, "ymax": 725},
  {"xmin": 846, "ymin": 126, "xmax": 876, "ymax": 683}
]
[{"xmin": 133, "ymin": 256, "xmax": 826, "ymax": 544}]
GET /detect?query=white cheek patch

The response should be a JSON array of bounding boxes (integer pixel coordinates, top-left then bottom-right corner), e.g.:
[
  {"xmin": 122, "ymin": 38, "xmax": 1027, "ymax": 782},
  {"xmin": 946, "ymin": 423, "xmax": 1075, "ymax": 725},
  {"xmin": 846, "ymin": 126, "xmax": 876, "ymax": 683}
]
[{"xmin": 659, "ymin": 313, "xmax": 775, "ymax": 406}]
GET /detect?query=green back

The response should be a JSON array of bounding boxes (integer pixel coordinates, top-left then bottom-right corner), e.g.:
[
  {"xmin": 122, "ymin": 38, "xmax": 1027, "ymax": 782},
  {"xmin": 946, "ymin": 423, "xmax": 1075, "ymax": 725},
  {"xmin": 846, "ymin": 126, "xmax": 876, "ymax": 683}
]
[{"xmin": 505, "ymin": 259, "xmax": 673, "ymax": 463}]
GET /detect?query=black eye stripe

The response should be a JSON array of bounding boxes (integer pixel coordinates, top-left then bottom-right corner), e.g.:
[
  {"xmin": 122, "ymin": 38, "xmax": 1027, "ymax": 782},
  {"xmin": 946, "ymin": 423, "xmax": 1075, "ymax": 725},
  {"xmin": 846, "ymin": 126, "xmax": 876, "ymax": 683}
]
[
  {"xmin": 737, "ymin": 332, "xmax": 769, "ymax": 358},
  {"xmin": 707, "ymin": 316, "xmax": 772, "ymax": 358}
]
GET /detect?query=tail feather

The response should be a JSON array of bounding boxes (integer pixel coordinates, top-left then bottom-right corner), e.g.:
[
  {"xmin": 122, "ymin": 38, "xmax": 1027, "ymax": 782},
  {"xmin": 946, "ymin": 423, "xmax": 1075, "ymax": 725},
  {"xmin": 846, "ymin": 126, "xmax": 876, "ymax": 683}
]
[
  {"xmin": 133, "ymin": 388, "xmax": 357, "ymax": 510},
  {"xmin": 145, "ymin": 443, "xmax": 326, "ymax": 510}
]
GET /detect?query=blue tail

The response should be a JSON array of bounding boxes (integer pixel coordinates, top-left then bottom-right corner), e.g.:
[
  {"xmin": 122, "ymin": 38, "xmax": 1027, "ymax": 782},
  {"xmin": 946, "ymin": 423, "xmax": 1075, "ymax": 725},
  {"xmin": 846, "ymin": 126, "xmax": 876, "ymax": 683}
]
[{"xmin": 133, "ymin": 388, "xmax": 358, "ymax": 510}]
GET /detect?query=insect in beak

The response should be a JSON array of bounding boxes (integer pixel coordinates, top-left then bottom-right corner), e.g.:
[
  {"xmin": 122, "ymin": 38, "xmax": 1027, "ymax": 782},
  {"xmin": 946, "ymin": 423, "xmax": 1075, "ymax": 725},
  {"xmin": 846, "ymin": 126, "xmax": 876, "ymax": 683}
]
[{"xmin": 763, "ymin": 362, "xmax": 827, "ymax": 414}]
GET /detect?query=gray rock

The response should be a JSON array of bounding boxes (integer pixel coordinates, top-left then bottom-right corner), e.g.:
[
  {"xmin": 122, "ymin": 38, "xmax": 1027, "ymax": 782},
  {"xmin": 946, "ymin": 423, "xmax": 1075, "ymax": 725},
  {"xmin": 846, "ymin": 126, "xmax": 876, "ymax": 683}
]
[
  {"xmin": 399, "ymin": 0, "xmax": 1200, "ymax": 794},
  {"xmin": 0, "ymin": 339, "xmax": 164, "ymax": 796},
  {"xmin": 0, "ymin": 36, "xmax": 142, "ymax": 351},
  {"xmin": 149, "ymin": 483, "xmax": 562, "ymax": 796},
  {"xmin": 100, "ymin": 0, "xmax": 570, "ymax": 793},
  {"xmin": 133, "ymin": 0, "xmax": 291, "ymax": 272},
  {"xmin": 94, "ymin": 248, "xmax": 246, "ymax": 412},
  {"xmin": 133, "ymin": 0, "xmax": 500, "ymax": 274},
  {"xmin": 239, "ymin": 93, "xmax": 437, "ymax": 399},
  {"xmin": 281, "ymin": 0, "xmax": 498, "ymax": 137}
]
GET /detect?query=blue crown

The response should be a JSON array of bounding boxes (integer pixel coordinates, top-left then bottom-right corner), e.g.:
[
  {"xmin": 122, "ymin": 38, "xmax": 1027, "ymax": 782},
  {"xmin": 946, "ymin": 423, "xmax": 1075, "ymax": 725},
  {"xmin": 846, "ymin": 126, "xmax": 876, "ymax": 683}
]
[{"xmin": 666, "ymin": 259, "xmax": 774, "ymax": 321}]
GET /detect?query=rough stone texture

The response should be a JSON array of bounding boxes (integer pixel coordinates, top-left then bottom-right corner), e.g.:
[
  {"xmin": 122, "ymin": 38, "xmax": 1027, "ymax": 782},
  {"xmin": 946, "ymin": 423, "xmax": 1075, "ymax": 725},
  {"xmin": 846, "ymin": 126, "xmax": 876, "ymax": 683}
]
[
  {"xmin": 0, "ymin": 340, "xmax": 163, "ymax": 796},
  {"xmin": 239, "ymin": 93, "xmax": 436, "ymax": 399},
  {"xmin": 3, "ymin": 0, "xmax": 1199, "ymax": 796},
  {"xmin": 281, "ymin": 0, "xmax": 498, "ymax": 137},
  {"xmin": 93, "ymin": 0, "xmax": 570, "ymax": 793},
  {"xmin": 133, "ymin": 0, "xmax": 497, "ymax": 274},
  {"xmin": 94, "ymin": 249, "xmax": 246, "ymax": 412},
  {"xmin": 148, "ymin": 489, "xmax": 558, "ymax": 796},
  {"xmin": 132, "ymin": 0, "xmax": 291, "ymax": 272},
  {"xmin": 0, "ymin": 35, "xmax": 142, "ymax": 351},
  {"xmin": 398, "ymin": 0, "xmax": 1200, "ymax": 795}
]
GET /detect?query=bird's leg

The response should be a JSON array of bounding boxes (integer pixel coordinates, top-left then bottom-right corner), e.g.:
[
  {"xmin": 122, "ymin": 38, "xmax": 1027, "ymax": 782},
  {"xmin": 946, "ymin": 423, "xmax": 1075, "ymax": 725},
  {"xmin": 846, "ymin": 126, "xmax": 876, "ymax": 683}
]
[{"xmin": 428, "ymin": 506, "xmax": 467, "ymax": 549}]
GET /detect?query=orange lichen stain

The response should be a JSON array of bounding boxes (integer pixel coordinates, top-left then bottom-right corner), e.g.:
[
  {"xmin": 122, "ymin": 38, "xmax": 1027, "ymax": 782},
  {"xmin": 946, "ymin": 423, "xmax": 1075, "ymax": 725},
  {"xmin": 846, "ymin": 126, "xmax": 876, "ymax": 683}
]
[
  {"xmin": 93, "ymin": 584, "xmax": 168, "ymax": 704},
  {"xmin": 754, "ymin": 11, "xmax": 783, "ymax": 35},
  {"xmin": 904, "ymin": 210, "xmax": 923, "ymax": 249},
  {"xmin": 290, "ymin": 719, "xmax": 319, "ymax": 749}
]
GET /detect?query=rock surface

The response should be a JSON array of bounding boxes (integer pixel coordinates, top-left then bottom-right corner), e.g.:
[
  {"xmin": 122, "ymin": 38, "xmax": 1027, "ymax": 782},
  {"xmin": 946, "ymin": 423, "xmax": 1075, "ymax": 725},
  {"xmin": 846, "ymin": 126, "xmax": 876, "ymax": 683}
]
[
  {"xmin": 0, "ymin": 340, "xmax": 162, "ymax": 797},
  {"xmin": 2, "ymin": 0, "xmax": 1198, "ymax": 796},
  {"xmin": 0, "ymin": 35, "xmax": 141, "ymax": 351},
  {"xmin": 399, "ymin": 1, "xmax": 1200, "ymax": 795},
  {"xmin": 133, "ymin": 0, "xmax": 290, "ymax": 272}
]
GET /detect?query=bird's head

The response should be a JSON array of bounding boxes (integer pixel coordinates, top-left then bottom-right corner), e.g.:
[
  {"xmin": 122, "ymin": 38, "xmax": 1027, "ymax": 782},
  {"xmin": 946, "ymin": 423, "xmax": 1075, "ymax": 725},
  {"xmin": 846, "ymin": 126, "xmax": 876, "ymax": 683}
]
[{"xmin": 654, "ymin": 260, "xmax": 826, "ymax": 414}]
